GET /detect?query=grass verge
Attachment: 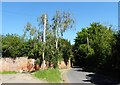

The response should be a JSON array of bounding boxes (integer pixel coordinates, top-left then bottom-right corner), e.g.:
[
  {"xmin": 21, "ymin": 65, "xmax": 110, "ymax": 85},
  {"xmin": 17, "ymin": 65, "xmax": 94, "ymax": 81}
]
[
  {"xmin": 33, "ymin": 68, "xmax": 62, "ymax": 83},
  {"xmin": 0, "ymin": 71, "xmax": 17, "ymax": 74}
]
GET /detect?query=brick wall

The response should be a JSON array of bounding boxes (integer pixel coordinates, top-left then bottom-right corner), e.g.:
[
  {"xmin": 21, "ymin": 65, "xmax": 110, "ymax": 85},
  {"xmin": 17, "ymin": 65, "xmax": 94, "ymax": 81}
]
[
  {"xmin": 0, "ymin": 57, "xmax": 35, "ymax": 72},
  {"xmin": 0, "ymin": 57, "xmax": 71, "ymax": 72}
]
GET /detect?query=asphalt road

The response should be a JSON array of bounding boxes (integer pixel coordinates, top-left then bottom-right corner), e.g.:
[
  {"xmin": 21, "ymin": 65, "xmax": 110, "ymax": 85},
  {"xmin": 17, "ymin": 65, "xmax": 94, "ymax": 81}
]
[{"xmin": 66, "ymin": 67, "xmax": 120, "ymax": 84}]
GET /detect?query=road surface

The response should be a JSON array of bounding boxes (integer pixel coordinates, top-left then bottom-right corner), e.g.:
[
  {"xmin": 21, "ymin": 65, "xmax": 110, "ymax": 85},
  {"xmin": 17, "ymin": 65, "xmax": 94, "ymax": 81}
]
[{"xmin": 66, "ymin": 67, "xmax": 120, "ymax": 84}]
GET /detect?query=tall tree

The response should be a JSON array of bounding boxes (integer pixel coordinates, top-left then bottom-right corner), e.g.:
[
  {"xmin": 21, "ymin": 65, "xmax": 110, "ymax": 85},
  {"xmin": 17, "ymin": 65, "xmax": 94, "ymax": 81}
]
[
  {"xmin": 52, "ymin": 11, "xmax": 75, "ymax": 49},
  {"xmin": 51, "ymin": 11, "xmax": 75, "ymax": 67},
  {"xmin": 37, "ymin": 14, "xmax": 50, "ymax": 69}
]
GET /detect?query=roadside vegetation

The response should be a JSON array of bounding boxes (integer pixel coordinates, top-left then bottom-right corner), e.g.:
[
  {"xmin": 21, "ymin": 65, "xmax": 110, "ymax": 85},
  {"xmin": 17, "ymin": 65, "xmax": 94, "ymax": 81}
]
[
  {"xmin": 33, "ymin": 68, "xmax": 62, "ymax": 83},
  {"xmin": 1, "ymin": 11, "xmax": 74, "ymax": 82},
  {"xmin": 0, "ymin": 71, "xmax": 17, "ymax": 74},
  {"xmin": 73, "ymin": 22, "xmax": 120, "ymax": 78},
  {"xmin": 1, "ymin": 11, "xmax": 74, "ymax": 68}
]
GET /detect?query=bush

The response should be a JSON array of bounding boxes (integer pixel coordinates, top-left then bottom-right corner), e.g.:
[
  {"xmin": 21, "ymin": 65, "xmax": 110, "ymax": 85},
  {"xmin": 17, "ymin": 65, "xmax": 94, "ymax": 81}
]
[
  {"xmin": 33, "ymin": 68, "xmax": 62, "ymax": 82},
  {"xmin": 0, "ymin": 71, "xmax": 17, "ymax": 74}
]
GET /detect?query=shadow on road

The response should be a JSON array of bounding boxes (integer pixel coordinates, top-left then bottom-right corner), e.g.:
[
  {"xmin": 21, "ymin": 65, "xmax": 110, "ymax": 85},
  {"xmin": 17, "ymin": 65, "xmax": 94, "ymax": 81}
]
[
  {"xmin": 73, "ymin": 67, "xmax": 120, "ymax": 85},
  {"xmin": 85, "ymin": 73, "xmax": 120, "ymax": 85}
]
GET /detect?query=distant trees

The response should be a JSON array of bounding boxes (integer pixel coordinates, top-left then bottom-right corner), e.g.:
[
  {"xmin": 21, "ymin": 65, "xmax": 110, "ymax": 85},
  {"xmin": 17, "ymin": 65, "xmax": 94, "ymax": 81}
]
[{"xmin": 73, "ymin": 22, "xmax": 120, "ymax": 75}]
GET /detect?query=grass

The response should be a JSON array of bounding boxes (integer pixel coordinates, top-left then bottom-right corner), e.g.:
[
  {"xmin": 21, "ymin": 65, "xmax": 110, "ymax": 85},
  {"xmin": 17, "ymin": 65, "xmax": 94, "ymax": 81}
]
[
  {"xmin": 0, "ymin": 71, "xmax": 17, "ymax": 74},
  {"xmin": 33, "ymin": 68, "xmax": 62, "ymax": 83}
]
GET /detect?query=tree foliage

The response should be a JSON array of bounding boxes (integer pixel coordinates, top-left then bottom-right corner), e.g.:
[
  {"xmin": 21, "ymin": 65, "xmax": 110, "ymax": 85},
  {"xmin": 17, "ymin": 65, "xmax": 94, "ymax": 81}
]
[
  {"xmin": 2, "ymin": 11, "xmax": 74, "ymax": 68},
  {"xmin": 73, "ymin": 22, "xmax": 119, "ymax": 73},
  {"xmin": 2, "ymin": 34, "xmax": 24, "ymax": 58}
]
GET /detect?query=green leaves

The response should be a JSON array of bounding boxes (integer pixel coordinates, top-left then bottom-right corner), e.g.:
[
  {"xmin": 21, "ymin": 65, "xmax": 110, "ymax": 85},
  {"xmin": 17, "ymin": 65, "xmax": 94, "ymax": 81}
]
[
  {"xmin": 52, "ymin": 11, "xmax": 75, "ymax": 37},
  {"xmin": 2, "ymin": 34, "xmax": 23, "ymax": 58},
  {"xmin": 74, "ymin": 22, "xmax": 115, "ymax": 70},
  {"xmin": 2, "ymin": 11, "xmax": 74, "ymax": 69}
]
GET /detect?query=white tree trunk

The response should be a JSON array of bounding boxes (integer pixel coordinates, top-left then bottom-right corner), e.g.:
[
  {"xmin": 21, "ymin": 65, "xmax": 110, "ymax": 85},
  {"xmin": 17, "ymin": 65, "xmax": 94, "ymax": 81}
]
[
  {"xmin": 42, "ymin": 14, "xmax": 47, "ymax": 70},
  {"xmin": 56, "ymin": 38, "xmax": 58, "ymax": 49}
]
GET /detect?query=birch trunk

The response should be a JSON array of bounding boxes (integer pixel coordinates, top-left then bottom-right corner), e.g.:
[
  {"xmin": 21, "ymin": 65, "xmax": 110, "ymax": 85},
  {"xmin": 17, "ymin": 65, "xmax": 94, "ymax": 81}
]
[
  {"xmin": 56, "ymin": 38, "xmax": 58, "ymax": 49},
  {"xmin": 42, "ymin": 14, "xmax": 47, "ymax": 70}
]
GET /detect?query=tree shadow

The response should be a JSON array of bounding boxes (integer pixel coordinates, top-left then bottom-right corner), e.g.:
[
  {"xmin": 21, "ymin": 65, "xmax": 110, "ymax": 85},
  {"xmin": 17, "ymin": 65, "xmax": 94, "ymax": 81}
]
[
  {"xmin": 74, "ymin": 67, "xmax": 120, "ymax": 85},
  {"xmin": 84, "ymin": 73, "xmax": 120, "ymax": 85}
]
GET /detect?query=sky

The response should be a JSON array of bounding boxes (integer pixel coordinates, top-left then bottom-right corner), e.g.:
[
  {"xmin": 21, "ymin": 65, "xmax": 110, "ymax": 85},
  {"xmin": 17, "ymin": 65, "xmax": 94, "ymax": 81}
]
[
  {"xmin": 2, "ymin": 2, "xmax": 118, "ymax": 44},
  {"xmin": 118, "ymin": 1, "xmax": 120, "ymax": 30},
  {"xmin": 1, "ymin": 0, "xmax": 119, "ymax": 2}
]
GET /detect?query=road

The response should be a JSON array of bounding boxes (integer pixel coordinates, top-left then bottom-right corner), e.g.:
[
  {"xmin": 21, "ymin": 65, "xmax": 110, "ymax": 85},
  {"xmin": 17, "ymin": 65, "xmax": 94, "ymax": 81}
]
[{"xmin": 66, "ymin": 67, "xmax": 120, "ymax": 84}]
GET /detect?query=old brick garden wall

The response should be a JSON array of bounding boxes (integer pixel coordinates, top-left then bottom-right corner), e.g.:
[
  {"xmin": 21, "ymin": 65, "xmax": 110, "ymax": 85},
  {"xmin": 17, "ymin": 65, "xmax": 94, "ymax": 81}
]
[{"xmin": 0, "ymin": 57, "xmax": 71, "ymax": 72}]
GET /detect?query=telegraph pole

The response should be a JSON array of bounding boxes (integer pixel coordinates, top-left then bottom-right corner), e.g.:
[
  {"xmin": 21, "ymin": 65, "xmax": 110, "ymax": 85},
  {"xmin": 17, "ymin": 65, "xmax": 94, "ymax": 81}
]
[{"xmin": 87, "ymin": 36, "xmax": 89, "ymax": 51}]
